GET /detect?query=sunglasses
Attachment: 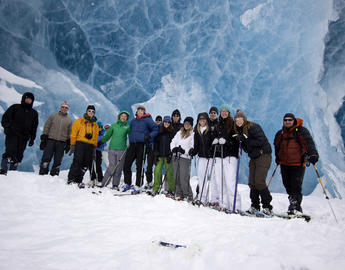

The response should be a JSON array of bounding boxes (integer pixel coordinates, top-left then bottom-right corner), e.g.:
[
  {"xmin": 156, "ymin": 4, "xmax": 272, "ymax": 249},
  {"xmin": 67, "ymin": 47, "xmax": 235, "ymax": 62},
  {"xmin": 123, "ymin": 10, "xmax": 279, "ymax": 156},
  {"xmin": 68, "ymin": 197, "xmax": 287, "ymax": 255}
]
[
  {"xmin": 209, "ymin": 112, "xmax": 217, "ymax": 115},
  {"xmin": 87, "ymin": 109, "xmax": 95, "ymax": 113},
  {"xmin": 284, "ymin": 118, "xmax": 294, "ymax": 122},
  {"xmin": 61, "ymin": 106, "xmax": 69, "ymax": 109}
]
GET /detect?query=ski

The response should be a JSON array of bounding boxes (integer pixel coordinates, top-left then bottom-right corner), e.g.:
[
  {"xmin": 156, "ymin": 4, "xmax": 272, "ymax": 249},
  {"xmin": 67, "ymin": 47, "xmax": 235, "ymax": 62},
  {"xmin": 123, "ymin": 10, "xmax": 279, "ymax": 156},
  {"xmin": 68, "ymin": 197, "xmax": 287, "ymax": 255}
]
[
  {"xmin": 156, "ymin": 241, "xmax": 187, "ymax": 249},
  {"xmin": 273, "ymin": 213, "xmax": 311, "ymax": 222},
  {"xmin": 236, "ymin": 209, "xmax": 273, "ymax": 218}
]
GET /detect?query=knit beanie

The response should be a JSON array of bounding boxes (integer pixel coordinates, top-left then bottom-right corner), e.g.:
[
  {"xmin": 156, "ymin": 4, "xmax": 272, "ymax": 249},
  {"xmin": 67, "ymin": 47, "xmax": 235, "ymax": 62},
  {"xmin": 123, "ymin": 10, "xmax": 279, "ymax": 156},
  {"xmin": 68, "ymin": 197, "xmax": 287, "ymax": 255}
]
[
  {"xmin": 234, "ymin": 109, "xmax": 247, "ymax": 119},
  {"xmin": 155, "ymin": 115, "xmax": 162, "ymax": 122},
  {"xmin": 220, "ymin": 104, "xmax": 231, "ymax": 113},
  {"xmin": 197, "ymin": 112, "xmax": 209, "ymax": 122},
  {"xmin": 86, "ymin": 105, "xmax": 96, "ymax": 112},
  {"xmin": 163, "ymin": 116, "xmax": 172, "ymax": 123},
  {"xmin": 183, "ymin": 116, "xmax": 194, "ymax": 126},
  {"xmin": 60, "ymin": 101, "xmax": 69, "ymax": 109},
  {"xmin": 137, "ymin": 105, "xmax": 146, "ymax": 111},
  {"xmin": 209, "ymin": 106, "xmax": 218, "ymax": 114},
  {"xmin": 283, "ymin": 113, "xmax": 296, "ymax": 120}
]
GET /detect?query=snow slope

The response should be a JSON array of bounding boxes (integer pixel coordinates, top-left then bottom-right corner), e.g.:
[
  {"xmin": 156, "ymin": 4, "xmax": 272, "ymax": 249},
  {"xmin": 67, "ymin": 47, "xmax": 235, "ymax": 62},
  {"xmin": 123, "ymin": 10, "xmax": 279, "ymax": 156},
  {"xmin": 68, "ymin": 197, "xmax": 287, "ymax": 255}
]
[{"xmin": 0, "ymin": 171, "xmax": 344, "ymax": 270}]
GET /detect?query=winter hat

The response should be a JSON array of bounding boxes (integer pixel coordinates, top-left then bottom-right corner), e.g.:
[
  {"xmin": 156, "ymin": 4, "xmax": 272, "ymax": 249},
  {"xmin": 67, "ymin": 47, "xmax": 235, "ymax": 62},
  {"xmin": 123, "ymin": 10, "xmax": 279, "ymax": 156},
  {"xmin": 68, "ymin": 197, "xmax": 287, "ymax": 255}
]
[
  {"xmin": 209, "ymin": 106, "xmax": 218, "ymax": 114},
  {"xmin": 118, "ymin": 110, "xmax": 130, "ymax": 119},
  {"xmin": 283, "ymin": 113, "xmax": 295, "ymax": 120},
  {"xmin": 234, "ymin": 109, "xmax": 247, "ymax": 120},
  {"xmin": 163, "ymin": 116, "xmax": 172, "ymax": 123},
  {"xmin": 104, "ymin": 124, "xmax": 111, "ymax": 130},
  {"xmin": 21, "ymin": 92, "xmax": 35, "ymax": 105},
  {"xmin": 155, "ymin": 115, "xmax": 162, "ymax": 122},
  {"xmin": 172, "ymin": 109, "xmax": 181, "ymax": 117},
  {"xmin": 86, "ymin": 105, "xmax": 96, "ymax": 112},
  {"xmin": 183, "ymin": 116, "xmax": 194, "ymax": 126},
  {"xmin": 97, "ymin": 121, "xmax": 103, "ymax": 128},
  {"xmin": 137, "ymin": 105, "xmax": 146, "ymax": 111},
  {"xmin": 197, "ymin": 112, "xmax": 209, "ymax": 122},
  {"xmin": 60, "ymin": 101, "xmax": 69, "ymax": 109},
  {"xmin": 220, "ymin": 104, "xmax": 231, "ymax": 113}
]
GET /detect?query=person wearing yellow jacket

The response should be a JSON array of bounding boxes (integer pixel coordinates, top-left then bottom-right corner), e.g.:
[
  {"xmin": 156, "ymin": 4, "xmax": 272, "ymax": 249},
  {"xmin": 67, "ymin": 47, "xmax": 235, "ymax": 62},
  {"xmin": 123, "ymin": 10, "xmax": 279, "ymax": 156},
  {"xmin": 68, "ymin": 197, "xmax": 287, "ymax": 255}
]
[{"xmin": 67, "ymin": 105, "xmax": 99, "ymax": 188}]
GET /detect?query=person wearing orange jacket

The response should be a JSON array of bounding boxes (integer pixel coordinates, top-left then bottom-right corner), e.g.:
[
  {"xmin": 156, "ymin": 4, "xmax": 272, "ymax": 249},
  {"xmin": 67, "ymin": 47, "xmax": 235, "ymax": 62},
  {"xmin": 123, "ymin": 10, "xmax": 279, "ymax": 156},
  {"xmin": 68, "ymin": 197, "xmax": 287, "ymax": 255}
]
[
  {"xmin": 274, "ymin": 113, "xmax": 319, "ymax": 214},
  {"xmin": 67, "ymin": 105, "xmax": 99, "ymax": 188}
]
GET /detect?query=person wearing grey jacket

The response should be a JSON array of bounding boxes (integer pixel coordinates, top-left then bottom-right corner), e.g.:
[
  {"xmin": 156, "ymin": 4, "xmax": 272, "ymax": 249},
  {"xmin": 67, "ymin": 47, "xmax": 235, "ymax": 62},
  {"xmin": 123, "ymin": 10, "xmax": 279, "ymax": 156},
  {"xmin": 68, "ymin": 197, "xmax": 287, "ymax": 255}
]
[{"xmin": 39, "ymin": 101, "xmax": 72, "ymax": 176}]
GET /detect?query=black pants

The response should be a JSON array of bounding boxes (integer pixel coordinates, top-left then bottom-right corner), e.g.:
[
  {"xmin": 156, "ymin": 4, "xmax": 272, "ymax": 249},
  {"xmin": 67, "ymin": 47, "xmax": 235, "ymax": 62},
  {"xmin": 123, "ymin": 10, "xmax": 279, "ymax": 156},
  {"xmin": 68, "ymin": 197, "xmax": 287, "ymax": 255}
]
[
  {"xmin": 281, "ymin": 165, "xmax": 305, "ymax": 204},
  {"xmin": 2, "ymin": 134, "xmax": 28, "ymax": 163},
  {"xmin": 68, "ymin": 141, "xmax": 94, "ymax": 183},
  {"xmin": 145, "ymin": 147, "xmax": 154, "ymax": 184},
  {"xmin": 91, "ymin": 150, "xmax": 103, "ymax": 182},
  {"xmin": 123, "ymin": 142, "xmax": 146, "ymax": 186},
  {"xmin": 40, "ymin": 139, "xmax": 65, "ymax": 175}
]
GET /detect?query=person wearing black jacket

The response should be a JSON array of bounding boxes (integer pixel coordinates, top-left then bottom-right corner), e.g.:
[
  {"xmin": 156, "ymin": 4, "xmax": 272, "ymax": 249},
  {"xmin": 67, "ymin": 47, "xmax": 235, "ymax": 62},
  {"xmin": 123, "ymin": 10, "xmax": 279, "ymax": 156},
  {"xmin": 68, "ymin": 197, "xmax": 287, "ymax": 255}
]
[
  {"xmin": 274, "ymin": 113, "xmax": 319, "ymax": 214},
  {"xmin": 171, "ymin": 109, "xmax": 183, "ymax": 136},
  {"xmin": 233, "ymin": 109, "xmax": 273, "ymax": 215},
  {"xmin": 211, "ymin": 105, "xmax": 241, "ymax": 212},
  {"xmin": 191, "ymin": 112, "xmax": 213, "ymax": 205},
  {"xmin": 1, "ymin": 92, "xmax": 38, "ymax": 174},
  {"xmin": 151, "ymin": 116, "xmax": 175, "ymax": 196}
]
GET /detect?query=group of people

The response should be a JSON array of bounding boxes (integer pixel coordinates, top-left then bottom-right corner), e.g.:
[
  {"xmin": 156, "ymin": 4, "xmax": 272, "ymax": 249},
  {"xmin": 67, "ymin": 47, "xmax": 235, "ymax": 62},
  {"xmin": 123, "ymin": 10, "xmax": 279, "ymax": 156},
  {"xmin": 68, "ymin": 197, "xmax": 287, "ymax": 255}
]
[{"xmin": 1, "ymin": 92, "xmax": 319, "ymax": 215}]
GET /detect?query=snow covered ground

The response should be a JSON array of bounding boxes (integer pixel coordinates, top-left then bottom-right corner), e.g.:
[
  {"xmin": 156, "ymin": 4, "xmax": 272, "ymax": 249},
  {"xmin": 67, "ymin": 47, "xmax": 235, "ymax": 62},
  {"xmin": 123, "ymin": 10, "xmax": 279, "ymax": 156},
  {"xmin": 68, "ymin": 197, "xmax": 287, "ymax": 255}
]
[{"xmin": 0, "ymin": 171, "xmax": 344, "ymax": 270}]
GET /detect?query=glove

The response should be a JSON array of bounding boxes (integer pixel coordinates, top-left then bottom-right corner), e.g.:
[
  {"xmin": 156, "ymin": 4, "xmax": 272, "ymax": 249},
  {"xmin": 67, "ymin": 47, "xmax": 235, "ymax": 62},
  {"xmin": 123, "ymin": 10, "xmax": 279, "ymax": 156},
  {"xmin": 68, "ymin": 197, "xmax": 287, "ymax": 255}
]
[
  {"xmin": 64, "ymin": 139, "xmax": 70, "ymax": 154},
  {"xmin": 166, "ymin": 154, "xmax": 172, "ymax": 164},
  {"xmin": 178, "ymin": 146, "xmax": 185, "ymax": 154},
  {"xmin": 233, "ymin": 133, "xmax": 247, "ymax": 142},
  {"xmin": 97, "ymin": 141, "xmax": 103, "ymax": 147},
  {"xmin": 212, "ymin": 138, "xmax": 219, "ymax": 145},
  {"xmin": 39, "ymin": 134, "xmax": 48, "ymax": 150},
  {"xmin": 28, "ymin": 139, "xmax": 34, "ymax": 147},
  {"xmin": 172, "ymin": 147, "xmax": 179, "ymax": 154},
  {"xmin": 275, "ymin": 157, "xmax": 280, "ymax": 165},
  {"xmin": 144, "ymin": 135, "xmax": 151, "ymax": 143},
  {"xmin": 69, "ymin": 145, "xmax": 75, "ymax": 156},
  {"xmin": 188, "ymin": 148, "xmax": 195, "ymax": 156},
  {"xmin": 308, "ymin": 155, "xmax": 318, "ymax": 165},
  {"xmin": 218, "ymin": 137, "xmax": 226, "ymax": 145}
]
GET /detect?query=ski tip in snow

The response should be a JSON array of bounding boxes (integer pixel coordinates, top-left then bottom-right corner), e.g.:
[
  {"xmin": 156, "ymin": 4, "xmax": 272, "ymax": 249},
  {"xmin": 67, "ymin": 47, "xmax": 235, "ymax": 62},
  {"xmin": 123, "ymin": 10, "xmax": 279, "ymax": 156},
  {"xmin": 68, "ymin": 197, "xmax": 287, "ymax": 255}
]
[{"xmin": 155, "ymin": 240, "xmax": 187, "ymax": 249}]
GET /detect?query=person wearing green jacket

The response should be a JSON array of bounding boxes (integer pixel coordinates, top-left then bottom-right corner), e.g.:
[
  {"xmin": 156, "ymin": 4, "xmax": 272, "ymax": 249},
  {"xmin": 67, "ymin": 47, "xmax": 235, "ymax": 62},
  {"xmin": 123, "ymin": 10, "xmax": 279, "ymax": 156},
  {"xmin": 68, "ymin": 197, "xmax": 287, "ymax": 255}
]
[{"xmin": 99, "ymin": 110, "xmax": 130, "ymax": 189}]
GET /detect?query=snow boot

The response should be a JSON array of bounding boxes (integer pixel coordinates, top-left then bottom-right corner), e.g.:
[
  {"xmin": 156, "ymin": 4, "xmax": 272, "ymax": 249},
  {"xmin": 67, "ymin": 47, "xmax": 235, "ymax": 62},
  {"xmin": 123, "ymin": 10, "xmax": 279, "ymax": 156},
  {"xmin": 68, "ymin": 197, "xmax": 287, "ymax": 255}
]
[
  {"xmin": 1, "ymin": 158, "xmax": 9, "ymax": 174},
  {"xmin": 50, "ymin": 166, "xmax": 60, "ymax": 176},
  {"xmin": 9, "ymin": 160, "xmax": 18, "ymax": 171},
  {"xmin": 39, "ymin": 162, "xmax": 49, "ymax": 175},
  {"xmin": 259, "ymin": 187, "xmax": 273, "ymax": 211},
  {"xmin": 249, "ymin": 188, "xmax": 261, "ymax": 210}
]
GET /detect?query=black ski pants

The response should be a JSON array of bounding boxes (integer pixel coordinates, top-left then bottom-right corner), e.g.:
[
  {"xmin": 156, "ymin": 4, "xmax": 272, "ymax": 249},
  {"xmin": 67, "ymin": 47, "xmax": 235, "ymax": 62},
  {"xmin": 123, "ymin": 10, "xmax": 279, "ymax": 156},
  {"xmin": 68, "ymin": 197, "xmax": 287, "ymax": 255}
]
[
  {"xmin": 2, "ymin": 134, "xmax": 28, "ymax": 163},
  {"xmin": 40, "ymin": 139, "xmax": 65, "ymax": 175},
  {"xmin": 145, "ymin": 147, "xmax": 154, "ymax": 184},
  {"xmin": 280, "ymin": 165, "xmax": 305, "ymax": 204},
  {"xmin": 91, "ymin": 150, "xmax": 103, "ymax": 182},
  {"xmin": 123, "ymin": 142, "xmax": 145, "ymax": 187},
  {"xmin": 68, "ymin": 141, "xmax": 94, "ymax": 183}
]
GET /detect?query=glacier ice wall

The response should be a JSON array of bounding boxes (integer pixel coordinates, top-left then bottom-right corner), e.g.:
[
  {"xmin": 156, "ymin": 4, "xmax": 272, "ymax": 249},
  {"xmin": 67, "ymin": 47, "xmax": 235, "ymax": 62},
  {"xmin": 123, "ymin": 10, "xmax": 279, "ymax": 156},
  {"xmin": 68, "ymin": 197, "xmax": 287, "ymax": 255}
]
[{"xmin": 0, "ymin": 0, "xmax": 344, "ymax": 197}]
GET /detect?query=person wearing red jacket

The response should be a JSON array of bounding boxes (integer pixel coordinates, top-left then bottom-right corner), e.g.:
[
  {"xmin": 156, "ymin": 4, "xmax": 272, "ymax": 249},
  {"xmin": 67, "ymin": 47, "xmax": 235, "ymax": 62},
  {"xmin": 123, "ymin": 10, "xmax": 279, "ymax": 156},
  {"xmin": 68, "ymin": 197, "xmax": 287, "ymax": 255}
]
[{"xmin": 274, "ymin": 113, "xmax": 319, "ymax": 214}]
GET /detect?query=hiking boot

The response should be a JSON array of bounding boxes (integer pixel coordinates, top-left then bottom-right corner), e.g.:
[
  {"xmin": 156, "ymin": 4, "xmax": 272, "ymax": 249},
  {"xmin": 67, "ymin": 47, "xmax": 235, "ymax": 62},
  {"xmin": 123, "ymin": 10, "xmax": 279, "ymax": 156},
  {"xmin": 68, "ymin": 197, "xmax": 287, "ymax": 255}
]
[
  {"xmin": 262, "ymin": 208, "xmax": 273, "ymax": 216},
  {"xmin": 0, "ymin": 169, "xmax": 7, "ymax": 175},
  {"xmin": 122, "ymin": 184, "xmax": 132, "ymax": 192},
  {"xmin": 246, "ymin": 206, "xmax": 260, "ymax": 215},
  {"xmin": 78, "ymin": 183, "xmax": 85, "ymax": 189}
]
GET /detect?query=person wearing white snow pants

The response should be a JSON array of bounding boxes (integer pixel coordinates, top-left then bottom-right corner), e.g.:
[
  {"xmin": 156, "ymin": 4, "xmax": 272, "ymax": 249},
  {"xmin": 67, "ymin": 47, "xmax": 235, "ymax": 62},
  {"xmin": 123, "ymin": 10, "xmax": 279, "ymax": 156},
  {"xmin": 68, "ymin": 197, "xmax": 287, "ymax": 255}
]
[{"xmin": 214, "ymin": 156, "xmax": 241, "ymax": 211}]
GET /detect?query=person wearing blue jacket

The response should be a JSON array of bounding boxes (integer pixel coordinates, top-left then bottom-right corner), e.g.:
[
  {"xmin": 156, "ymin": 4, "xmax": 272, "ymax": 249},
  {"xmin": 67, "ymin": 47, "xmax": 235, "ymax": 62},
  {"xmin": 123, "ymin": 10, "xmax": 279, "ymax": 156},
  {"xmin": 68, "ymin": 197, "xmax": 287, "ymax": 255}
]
[
  {"xmin": 90, "ymin": 121, "xmax": 107, "ymax": 184},
  {"xmin": 122, "ymin": 105, "xmax": 159, "ymax": 191}
]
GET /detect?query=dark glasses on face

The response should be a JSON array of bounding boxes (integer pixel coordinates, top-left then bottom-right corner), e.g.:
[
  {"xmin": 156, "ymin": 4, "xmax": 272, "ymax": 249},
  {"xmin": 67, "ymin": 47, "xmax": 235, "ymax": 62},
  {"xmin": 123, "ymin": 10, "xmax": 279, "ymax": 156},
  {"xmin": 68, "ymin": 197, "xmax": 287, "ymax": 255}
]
[
  {"xmin": 61, "ymin": 106, "xmax": 69, "ymax": 109},
  {"xmin": 209, "ymin": 112, "xmax": 217, "ymax": 115},
  {"xmin": 284, "ymin": 118, "xmax": 293, "ymax": 122},
  {"xmin": 87, "ymin": 110, "xmax": 95, "ymax": 113}
]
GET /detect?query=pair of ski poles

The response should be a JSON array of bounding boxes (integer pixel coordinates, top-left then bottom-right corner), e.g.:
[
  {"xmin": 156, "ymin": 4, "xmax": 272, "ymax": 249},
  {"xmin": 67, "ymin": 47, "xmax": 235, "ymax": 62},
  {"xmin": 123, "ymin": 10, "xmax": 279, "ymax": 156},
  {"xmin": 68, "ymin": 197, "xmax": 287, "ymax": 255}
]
[{"xmin": 267, "ymin": 162, "xmax": 338, "ymax": 223}]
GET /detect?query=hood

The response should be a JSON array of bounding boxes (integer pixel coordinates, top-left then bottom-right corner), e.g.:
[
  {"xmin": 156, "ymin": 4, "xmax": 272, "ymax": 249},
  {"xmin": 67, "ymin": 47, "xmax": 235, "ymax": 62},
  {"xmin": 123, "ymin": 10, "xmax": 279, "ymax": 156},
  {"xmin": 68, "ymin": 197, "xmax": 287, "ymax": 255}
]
[{"xmin": 21, "ymin": 92, "xmax": 35, "ymax": 108}]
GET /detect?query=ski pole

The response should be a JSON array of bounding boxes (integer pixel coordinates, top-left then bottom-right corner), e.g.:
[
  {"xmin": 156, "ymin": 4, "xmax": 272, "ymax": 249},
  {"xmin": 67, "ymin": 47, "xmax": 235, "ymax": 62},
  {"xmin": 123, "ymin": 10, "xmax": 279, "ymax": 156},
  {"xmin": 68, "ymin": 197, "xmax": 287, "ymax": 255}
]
[
  {"xmin": 312, "ymin": 164, "xmax": 338, "ymax": 223},
  {"xmin": 232, "ymin": 142, "xmax": 242, "ymax": 213},
  {"xmin": 221, "ymin": 144, "xmax": 224, "ymax": 205},
  {"xmin": 199, "ymin": 158, "xmax": 210, "ymax": 203},
  {"xmin": 205, "ymin": 144, "xmax": 218, "ymax": 205},
  {"xmin": 158, "ymin": 169, "xmax": 167, "ymax": 194},
  {"xmin": 103, "ymin": 148, "xmax": 128, "ymax": 187},
  {"xmin": 140, "ymin": 143, "xmax": 147, "ymax": 187},
  {"xmin": 267, "ymin": 164, "xmax": 279, "ymax": 187}
]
